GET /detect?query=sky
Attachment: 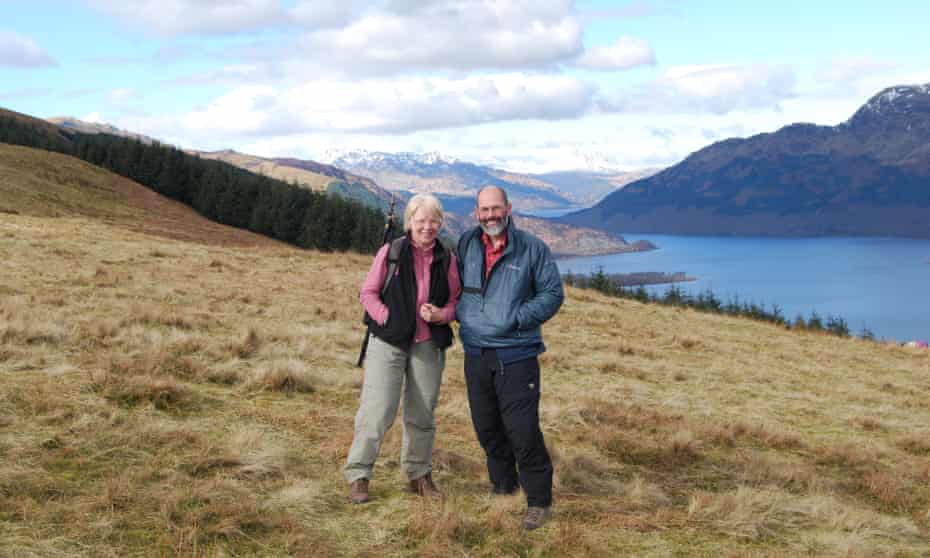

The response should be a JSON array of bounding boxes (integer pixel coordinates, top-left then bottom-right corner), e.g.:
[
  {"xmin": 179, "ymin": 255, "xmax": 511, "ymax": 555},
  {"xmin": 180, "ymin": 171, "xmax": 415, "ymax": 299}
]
[{"xmin": 2, "ymin": 0, "xmax": 930, "ymax": 174}]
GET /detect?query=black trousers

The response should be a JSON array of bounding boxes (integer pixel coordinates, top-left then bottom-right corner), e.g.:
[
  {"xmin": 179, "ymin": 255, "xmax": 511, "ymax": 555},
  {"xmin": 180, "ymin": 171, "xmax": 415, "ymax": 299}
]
[{"xmin": 464, "ymin": 350, "xmax": 553, "ymax": 507}]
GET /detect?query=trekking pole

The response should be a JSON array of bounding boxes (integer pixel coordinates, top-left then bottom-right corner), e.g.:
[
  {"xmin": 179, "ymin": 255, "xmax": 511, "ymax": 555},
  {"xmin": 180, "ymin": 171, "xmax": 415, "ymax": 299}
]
[
  {"xmin": 381, "ymin": 193, "xmax": 396, "ymax": 245},
  {"xmin": 357, "ymin": 193, "xmax": 396, "ymax": 367}
]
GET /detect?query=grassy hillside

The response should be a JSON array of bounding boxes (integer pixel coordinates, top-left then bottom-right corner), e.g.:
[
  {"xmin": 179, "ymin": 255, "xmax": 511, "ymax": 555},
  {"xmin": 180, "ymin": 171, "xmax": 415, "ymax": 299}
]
[
  {"xmin": 2, "ymin": 146, "xmax": 930, "ymax": 556},
  {"xmin": 0, "ymin": 143, "xmax": 279, "ymax": 247}
]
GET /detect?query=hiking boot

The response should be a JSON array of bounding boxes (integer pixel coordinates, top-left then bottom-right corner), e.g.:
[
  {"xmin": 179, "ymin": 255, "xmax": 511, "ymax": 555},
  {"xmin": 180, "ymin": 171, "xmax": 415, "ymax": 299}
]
[
  {"xmin": 348, "ymin": 479, "xmax": 370, "ymax": 504},
  {"xmin": 522, "ymin": 506, "xmax": 551, "ymax": 530},
  {"xmin": 409, "ymin": 473, "xmax": 443, "ymax": 499}
]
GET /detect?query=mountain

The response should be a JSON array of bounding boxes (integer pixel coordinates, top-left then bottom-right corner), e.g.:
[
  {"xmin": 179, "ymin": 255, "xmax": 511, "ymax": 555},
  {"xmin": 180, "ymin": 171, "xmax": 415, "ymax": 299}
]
[
  {"xmin": 196, "ymin": 149, "xmax": 397, "ymax": 212},
  {"xmin": 199, "ymin": 149, "xmax": 647, "ymax": 256},
  {"xmin": 562, "ymin": 83, "xmax": 930, "ymax": 238},
  {"xmin": 325, "ymin": 149, "xmax": 579, "ymax": 211}
]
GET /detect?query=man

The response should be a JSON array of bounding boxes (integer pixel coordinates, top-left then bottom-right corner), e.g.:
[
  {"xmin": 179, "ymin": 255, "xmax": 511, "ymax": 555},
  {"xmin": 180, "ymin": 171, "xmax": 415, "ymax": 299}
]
[{"xmin": 456, "ymin": 186, "xmax": 564, "ymax": 530}]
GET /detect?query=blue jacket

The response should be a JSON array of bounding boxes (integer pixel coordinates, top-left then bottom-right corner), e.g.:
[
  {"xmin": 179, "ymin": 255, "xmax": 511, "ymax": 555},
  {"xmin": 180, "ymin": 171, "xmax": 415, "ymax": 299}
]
[{"xmin": 456, "ymin": 219, "xmax": 564, "ymax": 350}]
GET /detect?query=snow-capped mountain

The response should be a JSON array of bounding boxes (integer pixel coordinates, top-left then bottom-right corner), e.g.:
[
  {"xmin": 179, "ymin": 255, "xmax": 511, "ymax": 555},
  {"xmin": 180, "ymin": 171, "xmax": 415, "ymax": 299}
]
[
  {"xmin": 322, "ymin": 148, "xmax": 574, "ymax": 210},
  {"xmin": 320, "ymin": 149, "xmax": 458, "ymax": 171},
  {"xmin": 848, "ymin": 83, "xmax": 930, "ymax": 120},
  {"xmin": 320, "ymin": 147, "xmax": 655, "ymax": 211}
]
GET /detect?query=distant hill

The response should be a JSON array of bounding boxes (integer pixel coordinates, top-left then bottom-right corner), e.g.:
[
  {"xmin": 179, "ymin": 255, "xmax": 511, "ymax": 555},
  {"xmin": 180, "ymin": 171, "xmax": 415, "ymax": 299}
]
[
  {"xmin": 2, "ymin": 107, "xmax": 75, "ymax": 151},
  {"xmin": 562, "ymin": 83, "xmax": 930, "ymax": 237},
  {"xmin": 533, "ymin": 168, "xmax": 661, "ymax": 206},
  {"xmin": 47, "ymin": 116, "xmax": 159, "ymax": 145},
  {"xmin": 197, "ymin": 149, "xmax": 648, "ymax": 256},
  {"xmin": 195, "ymin": 149, "xmax": 398, "ymax": 215}
]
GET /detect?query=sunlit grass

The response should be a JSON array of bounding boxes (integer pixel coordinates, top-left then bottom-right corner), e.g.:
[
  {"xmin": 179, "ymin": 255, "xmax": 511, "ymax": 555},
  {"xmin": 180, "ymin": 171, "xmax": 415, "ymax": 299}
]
[{"xmin": 2, "ymin": 203, "xmax": 930, "ymax": 555}]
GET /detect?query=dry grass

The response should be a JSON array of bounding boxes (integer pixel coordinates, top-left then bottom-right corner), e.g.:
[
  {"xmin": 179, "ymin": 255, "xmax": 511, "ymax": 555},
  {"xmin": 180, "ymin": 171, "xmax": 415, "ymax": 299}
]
[{"xmin": 2, "ymin": 160, "xmax": 930, "ymax": 555}]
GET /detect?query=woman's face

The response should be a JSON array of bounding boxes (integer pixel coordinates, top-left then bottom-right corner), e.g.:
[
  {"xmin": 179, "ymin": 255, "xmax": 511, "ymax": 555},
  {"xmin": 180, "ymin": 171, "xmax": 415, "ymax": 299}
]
[{"xmin": 410, "ymin": 207, "xmax": 441, "ymax": 248}]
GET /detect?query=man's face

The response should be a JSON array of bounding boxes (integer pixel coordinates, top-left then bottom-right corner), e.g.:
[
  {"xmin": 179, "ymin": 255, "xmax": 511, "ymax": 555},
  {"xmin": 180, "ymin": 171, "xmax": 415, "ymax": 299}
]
[{"xmin": 475, "ymin": 188, "xmax": 512, "ymax": 237}]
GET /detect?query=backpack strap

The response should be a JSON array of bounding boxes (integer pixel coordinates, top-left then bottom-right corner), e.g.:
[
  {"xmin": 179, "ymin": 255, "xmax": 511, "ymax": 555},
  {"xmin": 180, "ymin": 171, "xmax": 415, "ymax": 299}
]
[
  {"xmin": 381, "ymin": 237, "xmax": 407, "ymax": 296},
  {"xmin": 358, "ymin": 237, "xmax": 405, "ymax": 369}
]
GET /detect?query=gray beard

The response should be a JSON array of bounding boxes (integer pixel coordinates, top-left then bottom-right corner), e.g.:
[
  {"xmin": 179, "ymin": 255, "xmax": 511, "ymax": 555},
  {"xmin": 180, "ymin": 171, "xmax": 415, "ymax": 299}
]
[{"xmin": 479, "ymin": 215, "xmax": 509, "ymax": 237}]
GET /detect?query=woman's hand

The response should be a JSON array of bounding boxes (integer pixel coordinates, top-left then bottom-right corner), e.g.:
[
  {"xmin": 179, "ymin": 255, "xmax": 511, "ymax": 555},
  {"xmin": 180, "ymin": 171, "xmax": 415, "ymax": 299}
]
[{"xmin": 419, "ymin": 303, "xmax": 441, "ymax": 323}]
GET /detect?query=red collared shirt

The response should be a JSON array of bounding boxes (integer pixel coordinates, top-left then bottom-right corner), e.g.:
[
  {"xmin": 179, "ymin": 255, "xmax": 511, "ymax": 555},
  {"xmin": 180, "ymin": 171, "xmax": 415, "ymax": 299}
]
[{"xmin": 481, "ymin": 231, "xmax": 507, "ymax": 280}]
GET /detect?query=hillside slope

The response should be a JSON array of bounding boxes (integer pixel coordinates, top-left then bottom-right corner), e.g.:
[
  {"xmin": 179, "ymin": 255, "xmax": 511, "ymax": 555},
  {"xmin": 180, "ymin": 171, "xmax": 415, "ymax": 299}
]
[
  {"xmin": 563, "ymin": 83, "xmax": 930, "ymax": 237},
  {"xmin": 0, "ymin": 143, "xmax": 279, "ymax": 247},
  {"xmin": 2, "ymin": 155, "xmax": 929, "ymax": 556}
]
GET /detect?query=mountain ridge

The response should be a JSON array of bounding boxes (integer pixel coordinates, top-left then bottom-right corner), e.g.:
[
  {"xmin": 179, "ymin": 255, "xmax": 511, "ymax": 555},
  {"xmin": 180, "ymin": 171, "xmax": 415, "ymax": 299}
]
[
  {"xmin": 325, "ymin": 149, "xmax": 658, "ymax": 209},
  {"xmin": 200, "ymin": 149, "xmax": 648, "ymax": 256},
  {"xmin": 561, "ymin": 83, "xmax": 930, "ymax": 238},
  {"xmin": 47, "ymin": 116, "xmax": 159, "ymax": 145}
]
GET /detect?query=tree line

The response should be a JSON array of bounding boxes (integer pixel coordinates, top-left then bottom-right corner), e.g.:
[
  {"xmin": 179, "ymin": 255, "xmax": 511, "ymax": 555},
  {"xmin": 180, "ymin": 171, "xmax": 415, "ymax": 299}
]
[
  {"xmin": 565, "ymin": 268, "xmax": 862, "ymax": 339},
  {"xmin": 0, "ymin": 114, "xmax": 385, "ymax": 253}
]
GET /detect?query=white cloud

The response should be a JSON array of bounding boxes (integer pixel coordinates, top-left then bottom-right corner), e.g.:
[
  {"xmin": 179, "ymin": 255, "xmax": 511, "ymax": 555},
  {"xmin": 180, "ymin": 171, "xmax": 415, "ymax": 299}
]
[
  {"xmin": 143, "ymin": 73, "xmax": 594, "ymax": 140},
  {"xmin": 289, "ymin": 0, "xmax": 370, "ymax": 29},
  {"xmin": 123, "ymin": 95, "xmax": 852, "ymax": 175},
  {"xmin": 818, "ymin": 56, "xmax": 897, "ymax": 85},
  {"xmin": 422, "ymin": 115, "xmax": 716, "ymax": 173},
  {"xmin": 88, "ymin": 0, "xmax": 583, "ymax": 70},
  {"xmin": 0, "ymin": 30, "xmax": 56, "ymax": 67},
  {"xmin": 575, "ymin": 37, "xmax": 655, "ymax": 70},
  {"xmin": 599, "ymin": 63, "xmax": 797, "ymax": 114},
  {"xmin": 163, "ymin": 63, "xmax": 285, "ymax": 87},
  {"xmin": 295, "ymin": 0, "xmax": 584, "ymax": 75},
  {"xmin": 809, "ymin": 56, "xmax": 903, "ymax": 103},
  {"xmin": 87, "ymin": 0, "xmax": 285, "ymax": 36},
  {"xmin": 183, "ymin": 85, "xmax": 290, "ymax": 135}
]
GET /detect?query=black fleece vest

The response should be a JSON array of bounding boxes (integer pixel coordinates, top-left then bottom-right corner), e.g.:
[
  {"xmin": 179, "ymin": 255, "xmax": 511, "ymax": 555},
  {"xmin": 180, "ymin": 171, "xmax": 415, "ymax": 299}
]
[{"xmin": 365, "ymin": 237, "xmax": 453, "ymax": 350}]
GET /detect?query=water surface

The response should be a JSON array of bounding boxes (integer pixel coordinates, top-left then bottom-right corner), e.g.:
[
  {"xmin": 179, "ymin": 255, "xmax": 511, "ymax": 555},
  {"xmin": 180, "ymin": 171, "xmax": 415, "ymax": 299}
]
[{"xmin": 557, "ymin": 235, "xmax": 930, "ymax": 342}]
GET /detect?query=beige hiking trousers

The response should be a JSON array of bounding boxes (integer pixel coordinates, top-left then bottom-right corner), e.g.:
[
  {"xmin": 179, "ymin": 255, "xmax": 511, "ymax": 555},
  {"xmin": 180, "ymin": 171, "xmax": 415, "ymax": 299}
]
[{"xmin": 344, "ymin": 335, "xmax": 445, "ymax": 482}]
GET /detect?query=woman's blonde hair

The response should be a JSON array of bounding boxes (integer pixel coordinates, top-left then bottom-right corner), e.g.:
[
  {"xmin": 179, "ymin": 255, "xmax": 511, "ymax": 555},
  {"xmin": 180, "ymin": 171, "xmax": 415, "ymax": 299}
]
[{"xmin": 404, "ymin": 193, "xmax": 444, "ymax": 232}]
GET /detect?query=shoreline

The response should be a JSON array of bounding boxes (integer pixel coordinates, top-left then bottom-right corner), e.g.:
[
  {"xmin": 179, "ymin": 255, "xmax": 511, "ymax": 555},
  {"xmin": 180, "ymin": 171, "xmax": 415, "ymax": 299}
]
[
  {"xmin": 563, "ymin": 270, "xmax": 697, "ymax": 288},
  {"xmin": 553, "ymin": 239, "xmax": 657, "ymax": 259}
]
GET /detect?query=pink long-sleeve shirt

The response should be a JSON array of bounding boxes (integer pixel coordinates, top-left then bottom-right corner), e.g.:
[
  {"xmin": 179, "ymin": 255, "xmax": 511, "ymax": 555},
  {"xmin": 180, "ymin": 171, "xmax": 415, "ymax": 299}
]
[{"xmin": 360, "ymin": 241, "xmax": 462, "ymax": 344}]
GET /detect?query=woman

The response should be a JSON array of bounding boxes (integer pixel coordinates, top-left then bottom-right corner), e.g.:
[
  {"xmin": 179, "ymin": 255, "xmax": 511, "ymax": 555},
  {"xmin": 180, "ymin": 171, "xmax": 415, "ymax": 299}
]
[{"xmin": 345, "ymin": 193, "xmax": 461, "ymax": 504}]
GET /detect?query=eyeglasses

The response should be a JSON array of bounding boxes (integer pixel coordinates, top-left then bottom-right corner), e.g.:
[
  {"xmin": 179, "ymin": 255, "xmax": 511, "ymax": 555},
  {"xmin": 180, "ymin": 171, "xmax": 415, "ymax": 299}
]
[{"xmin": 477, "ymin": 205, "xmax": 507, "ymax": 217}]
